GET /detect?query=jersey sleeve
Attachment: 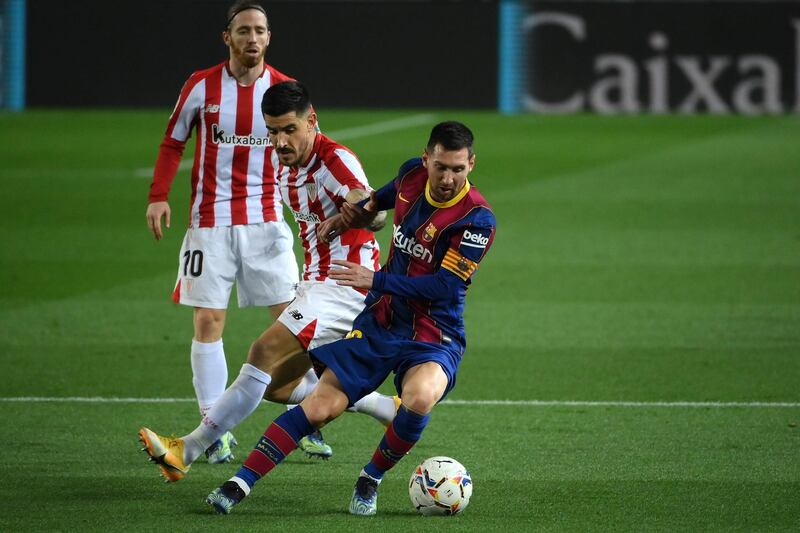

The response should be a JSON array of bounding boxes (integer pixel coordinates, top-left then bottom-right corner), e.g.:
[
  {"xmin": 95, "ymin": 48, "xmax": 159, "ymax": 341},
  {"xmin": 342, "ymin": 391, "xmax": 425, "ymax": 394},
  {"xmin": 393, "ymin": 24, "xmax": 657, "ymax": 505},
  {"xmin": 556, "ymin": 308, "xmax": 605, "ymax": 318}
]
[
  {"xmin": 148, "ymin": 73, "xmax": 205, "ymax": 202},
  {"xmin": 322, "ymin": 148, "xmax": 370, "ymax": 203},
  {"xmin": 371, "ymin": 268, "xmax": 462, "ymax": 301},
  {"xmin": 358, "ymin": 157, "xmax": 422, "ymax": 211},
  {"xmin": 364, "ymin": 178, "xmax": 397, "ymax": 211},
  {"xmin": 372, "ymin": 208, "xmax": 496, "ymax": 299},
  {"xmin": 440, "ymin": 208, "xmax": 496, "ymax": 282}
]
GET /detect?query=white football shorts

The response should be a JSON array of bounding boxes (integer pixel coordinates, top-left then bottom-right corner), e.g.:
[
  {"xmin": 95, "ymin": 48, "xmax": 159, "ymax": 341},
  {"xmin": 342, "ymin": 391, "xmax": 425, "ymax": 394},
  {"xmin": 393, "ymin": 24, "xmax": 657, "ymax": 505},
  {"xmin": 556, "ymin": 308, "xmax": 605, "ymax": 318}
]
[
  {"xmin": 278, "ymin": 281, "xmax": 367, "ymax": 350},
  {"xmin": 172, "ymin": 221, "xmax": 299, "ymax": 309}
]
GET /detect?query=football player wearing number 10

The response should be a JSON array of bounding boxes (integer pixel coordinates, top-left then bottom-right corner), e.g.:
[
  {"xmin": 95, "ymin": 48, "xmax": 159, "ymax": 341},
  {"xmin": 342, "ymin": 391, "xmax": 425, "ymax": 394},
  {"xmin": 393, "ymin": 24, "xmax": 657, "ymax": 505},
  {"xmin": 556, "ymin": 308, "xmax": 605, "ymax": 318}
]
[
  {"xmin": 143, "ymin": 1, "xmax": 303, "ymax": 464},
  {"xmin": 205, "ymin": 121, "xmax": 496, "ymax": 516}
]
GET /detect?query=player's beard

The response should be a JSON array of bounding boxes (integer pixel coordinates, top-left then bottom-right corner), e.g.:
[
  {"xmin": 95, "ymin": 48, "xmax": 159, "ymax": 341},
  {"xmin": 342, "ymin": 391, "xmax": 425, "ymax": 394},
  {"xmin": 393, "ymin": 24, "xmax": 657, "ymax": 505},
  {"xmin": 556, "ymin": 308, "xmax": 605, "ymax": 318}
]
[{"xmin": 233, "ymin": 43, "xmax": 265, "ymax": 69}]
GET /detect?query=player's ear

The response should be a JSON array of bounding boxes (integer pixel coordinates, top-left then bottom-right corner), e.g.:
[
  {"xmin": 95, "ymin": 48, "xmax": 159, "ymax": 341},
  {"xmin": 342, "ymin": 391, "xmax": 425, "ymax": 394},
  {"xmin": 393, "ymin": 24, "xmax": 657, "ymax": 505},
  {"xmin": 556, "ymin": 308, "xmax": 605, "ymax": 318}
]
[
  {"xmin": 307, "ymin": 111, "xmax": 318, "ymax": 131},
  {"xmin": 468, "ymin": 153, "xmax": 476, "ymax": 172},
  {"xmin": 222, "ymin": 30, "xmax": 231, "ymax": 47},
  {"xmin": 422, "ymin": 149, "xmax": 429, "ymax": 168}
]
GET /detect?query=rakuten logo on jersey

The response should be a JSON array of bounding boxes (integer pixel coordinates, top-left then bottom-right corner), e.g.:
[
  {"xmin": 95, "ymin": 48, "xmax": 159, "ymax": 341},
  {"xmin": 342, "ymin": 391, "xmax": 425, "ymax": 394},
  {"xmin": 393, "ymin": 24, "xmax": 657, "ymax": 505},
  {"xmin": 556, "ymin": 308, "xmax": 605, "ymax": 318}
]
[
  {"xmin": 393, "ymin": 224, "xmax": 433, "ymax": 263},
  {"xmin": 212, "ymin": 124, "xmax": 269, "ymax": 146},
  {"xmin": 461, "ymin": 229, "xmax": 489, "ymax": 249}
]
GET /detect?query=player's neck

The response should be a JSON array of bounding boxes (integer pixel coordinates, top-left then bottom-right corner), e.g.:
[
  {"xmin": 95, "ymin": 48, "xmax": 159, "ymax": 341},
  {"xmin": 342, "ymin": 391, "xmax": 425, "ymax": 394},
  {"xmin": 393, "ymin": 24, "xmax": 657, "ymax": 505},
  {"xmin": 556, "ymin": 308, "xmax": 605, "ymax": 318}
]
[{"xmin": 228, "ymin": 58, "xmax": 264, "ymax": 86}]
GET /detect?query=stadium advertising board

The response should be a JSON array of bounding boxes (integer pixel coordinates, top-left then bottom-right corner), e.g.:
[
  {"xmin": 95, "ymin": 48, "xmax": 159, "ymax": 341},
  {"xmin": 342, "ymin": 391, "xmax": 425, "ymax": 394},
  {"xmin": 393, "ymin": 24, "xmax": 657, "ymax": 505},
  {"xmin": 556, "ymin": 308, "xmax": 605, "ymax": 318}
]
[{"xmin": 524, "ymin": 1, "xmax": 800, "ymax": 114}]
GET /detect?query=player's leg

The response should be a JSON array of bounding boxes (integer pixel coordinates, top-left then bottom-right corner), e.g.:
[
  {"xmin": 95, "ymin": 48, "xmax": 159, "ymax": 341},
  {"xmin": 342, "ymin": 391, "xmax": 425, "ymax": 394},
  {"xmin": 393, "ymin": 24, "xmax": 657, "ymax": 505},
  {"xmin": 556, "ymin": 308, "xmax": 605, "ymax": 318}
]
[
  {"xmin": 140, "ymin": 312, "xmax": 316, "ymax": 482},
  {"xmin": 190, "ymin": 306, "xmax": 243, "ymax": 465},
  {"xmin": 180, "ymin": 320, "xmax": 306, "ymax": 466},
  {"xmin": 191, "ymin": 307, "xmax": 227, "ymax": 417},
  {"xmin": 199, "ymin": 222, "xmax": 296, "ymax": 463},
  {"xmin": 169, "ymin": 228, "xmax": 236, "ymax": 420},
  {"xmin": 139, "ymin": 225, "xmax": 289, "ymax": 479},
  {"xmin": 350, "ymin": 361, "xmax": 448, "ymax": 516},
  {"xmin": 348, "ymin": 391, "xmax": 402, "ymax": 428},
  {"xmin": 206, "ymin": 368, "xmax": 350, "ymax": 514},
  {"xmin": 139, "ymin": 228, "xmax": 237, "ymax": 476},
  {"xmin": 279, "ymin": 282, "xmax": 400, "ymax": 427}
]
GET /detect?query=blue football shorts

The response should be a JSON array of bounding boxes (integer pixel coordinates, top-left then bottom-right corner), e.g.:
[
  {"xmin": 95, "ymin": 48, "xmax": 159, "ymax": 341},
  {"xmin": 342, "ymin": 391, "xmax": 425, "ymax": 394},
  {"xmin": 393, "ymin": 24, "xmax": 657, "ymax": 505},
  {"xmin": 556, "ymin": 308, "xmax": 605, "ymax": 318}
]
[{"xmin": 309, "ymin": 312, "xmax": 462, "ymax": 406}]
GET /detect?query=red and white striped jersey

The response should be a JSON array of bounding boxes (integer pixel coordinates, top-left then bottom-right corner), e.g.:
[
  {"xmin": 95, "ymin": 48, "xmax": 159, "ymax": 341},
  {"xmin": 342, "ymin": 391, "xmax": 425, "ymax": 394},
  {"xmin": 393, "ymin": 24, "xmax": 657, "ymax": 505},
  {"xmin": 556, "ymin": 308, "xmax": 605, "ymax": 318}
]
[
  {"xmin": 268, "ymin": 134, "xmax": 381, "ymax": 283},
  {"xmin": 149, "ymin": 61, "xmax": 292, "ymax": 228}
]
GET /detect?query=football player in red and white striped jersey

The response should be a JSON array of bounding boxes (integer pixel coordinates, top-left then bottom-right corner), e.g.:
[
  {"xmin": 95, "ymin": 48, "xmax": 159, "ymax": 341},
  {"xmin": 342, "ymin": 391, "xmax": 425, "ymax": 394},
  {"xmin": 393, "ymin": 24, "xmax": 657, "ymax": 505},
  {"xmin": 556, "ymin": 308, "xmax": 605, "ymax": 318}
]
[
  {"xmin": 144, "ymin": 2, "xmax": 301, "ymax": 464},
  {"xmin": 138, "ymin": 81, "xmax": 401, "ymax": 482}
]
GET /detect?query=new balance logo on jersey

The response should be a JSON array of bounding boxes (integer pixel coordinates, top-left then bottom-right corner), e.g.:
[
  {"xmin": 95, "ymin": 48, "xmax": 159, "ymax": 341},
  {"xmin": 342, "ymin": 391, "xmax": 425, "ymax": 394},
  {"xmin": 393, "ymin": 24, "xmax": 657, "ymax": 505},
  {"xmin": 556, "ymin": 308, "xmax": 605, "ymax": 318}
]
[
  {"xmin": 461, "ymin": 229, "xmax": 489, "ymax": 248},
  {"xmin": 393, "ymin": 224, "xmax": 433, "ymax": 263},
  {"xmin": 205, "ymin": 104, "xmax": 220, "ymax": 113},
  {"xmin": 291, "ymin": 209, "xmax": 321, "ymax": 224},
  {"xmin": 289, "ymin": 310, "xmax": 303, "ymax": 320},
  {"xmin": 211, "ymin": 124, "xmax": 269, "ymax": 146}
]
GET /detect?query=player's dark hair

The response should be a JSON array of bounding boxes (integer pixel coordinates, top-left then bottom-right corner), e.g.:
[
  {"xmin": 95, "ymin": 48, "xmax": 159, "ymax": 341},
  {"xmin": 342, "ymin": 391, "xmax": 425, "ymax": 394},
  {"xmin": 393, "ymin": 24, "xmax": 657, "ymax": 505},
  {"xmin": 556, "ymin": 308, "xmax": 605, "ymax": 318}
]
[
  {"xmin": 261, "ymin": 81, "xmax": 312, "ymax": 117},
  {"xmin": 226, "ymin": 1, "xmax": 268, "ymax": 30},
  {"xmin": 426, "ymin": 121, "xmax": 474, "ymax": 156}
]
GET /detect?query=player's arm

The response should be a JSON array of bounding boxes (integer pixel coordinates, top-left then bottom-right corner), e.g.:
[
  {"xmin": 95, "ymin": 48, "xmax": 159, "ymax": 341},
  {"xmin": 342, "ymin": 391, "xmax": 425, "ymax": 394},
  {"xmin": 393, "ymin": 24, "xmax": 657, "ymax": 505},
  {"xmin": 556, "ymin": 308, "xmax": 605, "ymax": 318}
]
[
  {"xmin": 146, "ymin": 138, "xmax": 185, "ymax": 240},
  {"xmin": 345, "ymin": 189, "xmax": 387, "ymax": 231},
  {"xmin": 146, "ymin": 74, "xmax": 202, "ymax": 240},
  {"xmin": 317, "ymin": 158, "xmax": 419, "ymax": 242},
  {"xmin": 342, "ymin": 177, "xmax": 397, "ymax": 226},
  {"xmin": 316, "ymin": 148, "xmax": 391, "ymax": 242},
  {"xmin": 331, "ymin": 217, "xmax": 496, "ymax": 298},
  {"xmin": 317, "ymin": 188, "xmax": 387, "ymax": 244},
  {"xmin": 330, "ymin": 257, "xmax": 470, "ymax": 300},
  {"xmin": 317, "ymin": 172, "xmax": 401, "ymax": 243}
]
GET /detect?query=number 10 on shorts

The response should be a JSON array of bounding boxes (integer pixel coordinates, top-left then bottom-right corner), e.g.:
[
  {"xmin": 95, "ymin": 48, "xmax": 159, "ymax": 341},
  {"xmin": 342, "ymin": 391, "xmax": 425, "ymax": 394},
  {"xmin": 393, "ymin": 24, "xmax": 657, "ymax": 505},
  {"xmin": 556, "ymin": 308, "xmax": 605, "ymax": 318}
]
[{"xmin": 183, "ymin": 250, "xmax": 204, "ymax": 277}]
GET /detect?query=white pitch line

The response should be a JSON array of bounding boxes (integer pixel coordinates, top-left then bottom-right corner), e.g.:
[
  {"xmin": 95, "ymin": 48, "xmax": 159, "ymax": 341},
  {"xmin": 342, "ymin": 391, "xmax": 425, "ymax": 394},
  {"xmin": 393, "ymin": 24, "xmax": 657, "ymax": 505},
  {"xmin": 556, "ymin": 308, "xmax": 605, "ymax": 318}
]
[
  {"xmin": 1, "ymin": 397, "xmax": 799, "ymax": 408},
  {"xmin": 133, "ymin": 113, "xmax": 435, "ymax": 177},
  {"xmin": 324, "ymin": 113, "xmax": 435, "ymax": 141},
  {"xmin": 442, "ymin": 400, "xmax": 800, "ymax": 408}
]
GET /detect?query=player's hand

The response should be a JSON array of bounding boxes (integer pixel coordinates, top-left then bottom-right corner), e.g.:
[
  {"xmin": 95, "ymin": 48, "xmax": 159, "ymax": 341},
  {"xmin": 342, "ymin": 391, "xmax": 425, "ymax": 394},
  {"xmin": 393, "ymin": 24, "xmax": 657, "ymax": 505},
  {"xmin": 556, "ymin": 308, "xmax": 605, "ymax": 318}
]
[
  {"xmin": 329, "ymin": 259, "xmax": 374, "ymax": 289},
  {"xmin": 146, "ymin": 201, "xmax": 171, "ymax": 241},
  {"xmin": 341, "ymin": 191, "xmax": 378, "ymax": 228},
  {"xmin": 317, "ymin": 213, "xmax": 349, "ymax": 244}
]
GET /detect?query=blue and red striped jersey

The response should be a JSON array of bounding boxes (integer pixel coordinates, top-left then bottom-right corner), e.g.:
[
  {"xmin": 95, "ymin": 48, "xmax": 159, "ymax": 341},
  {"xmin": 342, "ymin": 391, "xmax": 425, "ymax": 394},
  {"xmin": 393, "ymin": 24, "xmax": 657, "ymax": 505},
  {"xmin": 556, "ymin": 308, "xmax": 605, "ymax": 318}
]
[{"xmin": 362, "ymin": 157, "xmax": 496, "ymax": 351}]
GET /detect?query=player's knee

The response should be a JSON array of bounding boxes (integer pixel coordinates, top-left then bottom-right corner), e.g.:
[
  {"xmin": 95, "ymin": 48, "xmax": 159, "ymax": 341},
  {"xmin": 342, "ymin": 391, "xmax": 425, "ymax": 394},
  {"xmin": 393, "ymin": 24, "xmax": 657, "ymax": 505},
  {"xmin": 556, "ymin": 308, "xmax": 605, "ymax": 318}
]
[
  {"xmin": 262, "ymin": 386, "xmax": 286, "ymax": 403},
  {"xmin": 193, "ymin": 310, "xmax": 224, "ymax": 340},
  {"xmin": 302, "ymin": 391, "xmax": 347, "ymax": 426},
  {"xmin": 401, "ymin": 388, "xmax": 438, "ymax": 415},
  {"xmin": 247, "ymin": 335, "xmax": 280, "ymax": 372}
]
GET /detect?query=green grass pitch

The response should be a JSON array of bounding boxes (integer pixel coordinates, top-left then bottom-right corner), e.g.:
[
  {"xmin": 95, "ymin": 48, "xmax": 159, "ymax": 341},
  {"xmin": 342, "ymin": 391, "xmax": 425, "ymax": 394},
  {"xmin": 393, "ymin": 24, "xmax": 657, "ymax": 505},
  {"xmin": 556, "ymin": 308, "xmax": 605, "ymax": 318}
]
[{"xmin": 0, "ymin": 109, "xmax": 798, "ymax": 531}]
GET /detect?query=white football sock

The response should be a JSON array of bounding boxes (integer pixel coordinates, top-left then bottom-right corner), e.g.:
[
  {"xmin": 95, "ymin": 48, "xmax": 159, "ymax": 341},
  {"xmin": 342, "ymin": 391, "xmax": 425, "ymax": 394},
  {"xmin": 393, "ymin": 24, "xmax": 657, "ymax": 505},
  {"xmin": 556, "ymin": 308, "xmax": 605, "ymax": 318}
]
[
  {"xmin": 190, "ymin": 339, "xmax": 227, "ymax": 417},
  {"xmin": 349, "ymin": 392, "xmax": 398, "ymax": 426},
  {"xmin": 286, "ymin": 367, "xmax": 320, "ymax": 405},
  {"xmin": 183, "ymin": 363, "xmax": 271, "ymax": 464}
]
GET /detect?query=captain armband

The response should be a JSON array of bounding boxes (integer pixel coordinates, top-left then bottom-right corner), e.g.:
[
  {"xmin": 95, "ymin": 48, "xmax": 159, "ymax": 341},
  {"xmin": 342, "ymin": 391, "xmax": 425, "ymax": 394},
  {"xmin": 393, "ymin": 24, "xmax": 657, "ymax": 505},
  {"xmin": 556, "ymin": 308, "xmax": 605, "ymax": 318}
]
[{"xmin": 441, "ymin": 248, "xmax": 478, "ymax": 281}]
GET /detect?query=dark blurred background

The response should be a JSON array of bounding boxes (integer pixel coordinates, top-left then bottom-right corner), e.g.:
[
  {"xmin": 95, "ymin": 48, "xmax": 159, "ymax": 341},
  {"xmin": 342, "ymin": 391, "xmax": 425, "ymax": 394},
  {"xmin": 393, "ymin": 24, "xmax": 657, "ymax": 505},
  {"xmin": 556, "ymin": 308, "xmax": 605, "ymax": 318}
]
[{"xmin": 6, "ymin": 0, "xmax": 800, "ymax": 112}]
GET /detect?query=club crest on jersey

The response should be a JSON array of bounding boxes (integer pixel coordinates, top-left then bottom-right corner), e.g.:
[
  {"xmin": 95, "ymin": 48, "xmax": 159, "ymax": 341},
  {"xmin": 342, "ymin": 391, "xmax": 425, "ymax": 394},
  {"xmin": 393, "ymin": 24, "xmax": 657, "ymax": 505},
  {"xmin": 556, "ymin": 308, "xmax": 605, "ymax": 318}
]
[
  {"xmin": 422, "ymin": 223, "xmax": 437, "ymax": 242},
  {"xmin": 305, "ymin": 182, "xmax": 317, "ymax": 201},
  {"xmin": 211, "ymin": 124, "xmax": 269, "ymax": 146}
]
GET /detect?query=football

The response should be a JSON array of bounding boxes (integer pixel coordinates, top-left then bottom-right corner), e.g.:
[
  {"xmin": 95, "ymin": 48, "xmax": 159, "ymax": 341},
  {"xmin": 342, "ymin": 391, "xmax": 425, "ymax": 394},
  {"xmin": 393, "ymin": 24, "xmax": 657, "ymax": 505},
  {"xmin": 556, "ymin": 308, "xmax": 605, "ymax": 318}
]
[{"xmin": 408, "ymin": 456, "xmax": 473, "ymax": 516}]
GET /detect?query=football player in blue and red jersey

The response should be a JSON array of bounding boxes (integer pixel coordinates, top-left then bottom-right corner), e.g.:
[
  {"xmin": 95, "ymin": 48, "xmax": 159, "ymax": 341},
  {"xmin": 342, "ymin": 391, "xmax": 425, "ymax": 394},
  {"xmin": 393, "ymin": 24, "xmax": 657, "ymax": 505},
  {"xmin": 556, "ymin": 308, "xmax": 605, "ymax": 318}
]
[{"xmin": 205, "ymin": 121, "xmax": 496, "ymax": 516}]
